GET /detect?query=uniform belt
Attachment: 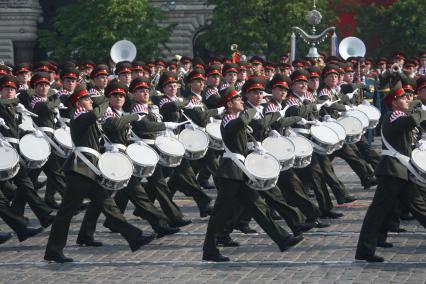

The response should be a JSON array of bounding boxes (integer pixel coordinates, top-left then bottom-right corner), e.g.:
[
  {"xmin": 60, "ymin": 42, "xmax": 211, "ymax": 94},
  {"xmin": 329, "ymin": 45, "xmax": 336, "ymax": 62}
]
[
  {"xmin": 292, "ymin": 128, "xmax": 310, "ymax": 135},
  {"xmin": 74, "ymin": 146, "xmax": 102, "ymax": 176},
  {"xmin": 4, "ymin": 137, "xmax": 19, "ymax": 144},
  {"xmin": 142, "ymin": 139, "xmax": 155, "ymax": 145},
  {"xmin": 223, "ymin": 144, "xmax": 257, "ymax": 183},
  {"xmin": 111, "ymin": 143, "xmax": 127, "ymax": 151},
  {"xmin": 39, "ymin": 127, "xmax": 54, "ymax": 134}
]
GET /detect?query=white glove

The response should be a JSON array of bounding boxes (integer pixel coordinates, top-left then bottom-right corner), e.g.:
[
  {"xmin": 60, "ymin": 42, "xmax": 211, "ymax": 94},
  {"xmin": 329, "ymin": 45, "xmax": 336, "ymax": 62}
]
[
  {"xmin": 418, "ymin": 140, "xmax": 426, "ymax": 151},
  {"xmin": 254, "ymin": 145, "xmax": 266, "ymax": 155},
  {"xmin": 297, "ymin": 118, "xmax": 308, "ymax": 125},
  {"xmin": 34, "ymin": 130, "xmax": 44, "ymax": 138},
  {"xmin": 325, "ymin": 100, "xmax": 333, "ymax": 107},
  {"xmin": 323, "ymin": 115, "xmax": 336, "ymax": 122},
  {"xmin": 185, "ymin": 123, "xmax": 197, "ymax": 130},
  {"xmin": 362, "ymin": 99, "xmax": 370, "ymax": 106},
  {"xmin": 0, "ymin": 117, "xmax": 6, "ymax": 127},
  {"xmin": 164, "ymin": 122, "xmax": 179, "ymax": 130},
  {"xmin": 269, "ymin": 129, "xmax": 281, "ymax": 138},
  {"xmin": 58, "ymin": 103, "xmax": 68, "ymax": 109},
  {"xmin": 312, "ymin": 120, "xmax": 322, "ymax": 126},
  {"xmin": 285, "ymin": 128, "xmax": 297, "ymax": 138},
  {"xmin": 279, "ymin": 109, "xmax": 287, "ymax": 118},
  {"xmin": 137, "ymin": 114, "xmax": 145, "ymax": 121},
  {"xmin": 345, "ymin": 105, "xmax": 354, "ymax": 111},
  {"xmin": 15, "ymin": 103, "xmax": 28, "ymax": 113},
  {"xmin": 216, "ymin": 106, "xmax": 225, "ymax": 116},
  {"xmin": 185, "ymin": 102, "xmax": 194, "ymax": 109}
]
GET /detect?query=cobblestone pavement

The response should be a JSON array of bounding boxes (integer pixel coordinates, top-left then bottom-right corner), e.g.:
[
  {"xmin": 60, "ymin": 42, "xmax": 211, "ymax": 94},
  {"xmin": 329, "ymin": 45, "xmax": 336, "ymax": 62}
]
[{"xmin": 1, "ymin": 141, "xmax": 426, "ymax": 283}]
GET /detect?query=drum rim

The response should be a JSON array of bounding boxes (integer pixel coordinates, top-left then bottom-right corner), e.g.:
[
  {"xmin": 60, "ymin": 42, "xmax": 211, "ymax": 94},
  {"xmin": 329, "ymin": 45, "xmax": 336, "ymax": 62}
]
[
  {"xmin": 205, "ymin": 122, "xmax": 222, "ymax": 140},
  {"xmin": 262, "ymin": 136, "xmax": 296, "ymax": 161},
  {"xmin": 98, "ymin": 152, "xmax": 134, "ymax": 182},
  {"xmin": 323, "ymin": 121, "xmax": 347, "ymax": 141},
  {"xmin": 288, "ymin": 135, "xmax": 313, "ymax": 157},
  {"xmin": 337, "ymin": 116, "xmax": 363, "ymax": 135},
  {"xmin": 0, "ymin": 145, "xmax": 20, "ymax": 170},
  {"xmin": 357, "ymin": 104, "xmax": 381, "ymax": 120},
  {"xmin": 346, "ymin": 110, "xmax": 369, "ymax": 128},
  {"xmin": 19, "ymin": 133, "xmax": 51, "ymax": 161},
  {"xmin": 245, "ymin": 152, "xmax": 280, "ymax": 179},
  {"xmin": 411, "ymin": 149, "xmax": 426, "ymax": 173},
  {"xmin": 178, "ymin": 128, "xmax": 210, "ymax": 152},
  {"xmin": 53, "ymin": 128, "xmax": 73, "ymax": 149},
  {"xmin": 310, "ymin": 125, "xmax": 340, "ymax": 145},
  {"xmin": 154, "ymin": 135, "xmax": 186, "ymax": 157},
  {"xmin": 126, "ymin": 143, "xmax": 159, "ymax": 166}
]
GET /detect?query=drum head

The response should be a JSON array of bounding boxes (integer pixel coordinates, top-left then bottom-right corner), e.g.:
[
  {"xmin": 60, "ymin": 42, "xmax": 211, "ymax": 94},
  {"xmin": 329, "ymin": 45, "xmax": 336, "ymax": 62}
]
[
  {"xmin": 0, "ymin": 145, "xmax": 19, "ymax": 170},
  {"xmin": 205, "ymin": 123, "xmax": 222, "ymax": 140},
  {"xmin": 98, "ymin": 152, "xmax": 133, "ymax": 181},
  {"xmin": 19, "ymin": 134, "xmax": 50, "ymax": 161},
  {"xmin": 155, "ymin": 136, "xmax": 185, "ymax": 156},
  {"xmin": 288, "ymin": 135, "xmax": 313, "ymax": 157},
  {"xmin": 262, "ymin": 136, "xmax": 295, "ymax": 161},
  {"xmin": 357, "ymin": 104, "xmax": 380, "ymax": 121},
  {"xmin": 178, "ymin": 128, "xmax": 209, "ymax": 152},
  {"xmin": 245, "ymin": 153, "xmax": 280, "ymax": 179},
  {"xmin": 411, "ymin": 149, "xmax": 426, "ymax": 173},
  {"xmin": 310, "ymin": 125, "xmax": 339, "ymax": 145},
  {"xmin": 54, "ymin": 128, "xmax": 73, "ymax": 149},
  {"xmin": 345, "ymin": 110, "xmax": 369, "ymax": 128},
  {"xmin": 337, "ymin": 116, "xmax": 363, "ymax": 135},
  {"xmin": 323, "ymin": 121, "xmax": 346, "ymax": 141},
  {"xmin": 126, "ymin": 143, "xmax": 159, "ymax": 166}
]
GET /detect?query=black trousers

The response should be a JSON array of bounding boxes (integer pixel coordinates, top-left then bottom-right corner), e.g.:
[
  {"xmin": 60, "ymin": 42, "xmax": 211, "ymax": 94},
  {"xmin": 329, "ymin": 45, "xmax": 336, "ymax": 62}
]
[
  {"xmin": 45, "ymin": 172, "xmax": 142, "ymax": 254},
  {"xmin": 356, "ymin": 176, "xmax": 426, "ymax": 258},
  {"xmin": 0, "ymin": 189, "xmax": 28, "ymax": 233},
  {"xmin": 203, "ymin": 177, "xmax": 291, "ymax": 255},
  {"xmin": 190, "ymin": 148, "xmax": 221, "ymax": 183},
  {"xmin": 317, "ymin": 154, "xmax": 350, "ymax": 202}
]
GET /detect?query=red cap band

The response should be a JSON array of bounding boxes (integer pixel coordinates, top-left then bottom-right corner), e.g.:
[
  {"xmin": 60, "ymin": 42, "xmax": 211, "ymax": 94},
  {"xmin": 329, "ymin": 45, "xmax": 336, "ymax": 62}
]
[
  {"xmin": 324, "ymin": 69, "xmax": 338, "ymax": 76},
  {"xmin": 246, "ymin": 82, "xmax": 265, "ymax": 93},
  {"xmin": 293, "ymin": 75, "xmax": 308, "ymax": 82},
  {"xmin": 224, "ymin": 67, "xmax": 238, "ymax": 74},
  {"xmin": 132, "ymin": 81, "xmax": 150, "ymax": 90},
  {"xmin": 70, "ymin": 89, "xmax": 89, "ymax": 105},
  {"xmin": 132, "ymin": 65, "xmax": 144, "ymax": 71},
  {"xmin": 3, "ymin": 80, "xmax": 17, "ymax": 89},
  {"xmin": 63, "ymin": 72, "xmax": 78, "ymax": 79},
  {"xmin": 310, "ymin": 72, "xmax": 320, "ymax": 77},
  {"xmin": 118, "ymin": 67, "xmax": 132, "ymax": 74},
  {"xmin": 93, "ymin": 70, "xmax": 108, "ymax": 78},
  {"xmin": 34, "ymin": 77, "xmax": 50, "ymax": 85},
  {"xmin": 403, "ymin": 84, "xmax": 414, "ymax": 92},
  {"xmin": 206, "ymin": 69, "xmax": 221, "ymax": 77},
  {"xmin": 107, "ymin": 88, "xmax": 126, "ymax": 96},
  {"xmin": 189, "ymin": 73, "xmax": 206, "ymax": 81},
  {"xmin": 272, "ymin": 81, "xmax": 289, "ymax": 89},
  {"xmin": 221, "ymin": 89, "xmax": 240, "ymax": 106},
  {"xmin": 163, "ymin": 76, "xmax": 177, "ymax": 86}
]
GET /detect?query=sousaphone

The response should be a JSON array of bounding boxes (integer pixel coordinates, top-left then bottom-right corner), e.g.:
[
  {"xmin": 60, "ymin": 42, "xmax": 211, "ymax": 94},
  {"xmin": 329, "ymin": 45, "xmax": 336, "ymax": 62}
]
[
  {"xmin": 110, "ymin": 40, "xmax": 137, "ymax": 63},
  {"xmin": 338, "ymin": 37, "xmax": 366, "ymax": 60}
]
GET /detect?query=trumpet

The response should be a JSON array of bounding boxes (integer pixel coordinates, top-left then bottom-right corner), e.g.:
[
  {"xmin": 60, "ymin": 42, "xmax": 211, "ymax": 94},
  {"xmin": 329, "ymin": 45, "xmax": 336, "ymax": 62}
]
[
  {"xmin": 231, "ymin": 44, "xmax": 238, "ymax": 52},
  {"xmin": 391, "ymin": 63, "xmax": 402, "ymax": 73},
  {"xmin": 230, "ymin": 44, "xmax": 241, "ymax": 63}
]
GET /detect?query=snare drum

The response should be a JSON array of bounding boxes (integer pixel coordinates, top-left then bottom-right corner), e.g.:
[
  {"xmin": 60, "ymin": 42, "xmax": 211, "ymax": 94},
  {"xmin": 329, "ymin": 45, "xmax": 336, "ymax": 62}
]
[
  {"xmin": 322, "ymin": 121, "xmax": 346, "ymax": 150},
  {"xmin": 19, "ymin": 133, "xmax": 51, "ymax": 168},
  {"xmin": 262, "ymin": 136, "xmax": 295, "ymax": 171},
  {"xmin": 154, "ymin": 135, "xmax": 185, "ymax": 167},
  {"xmin": 126, "ymin": 143, "xmax": 159, "ymax": 178},
  {"xmin": 53, "ymin": 127, "xmax": 73, "ymax": 158},
  {"xmin": 337, "ymin": 116, "xmax": 363, "ymax": 144},
  {"xmin": 178, "ymin": 128, "xmax": 209, "ymax": 160},
  {"xmin": 245, "ymin": 152, "xmax": 280, "ymax": 191},
  {"xmin": 345, "ymin": 110, "xmax": 369, "ymax": 133},
  {"xmin": 357, "ymin": 104, "xmax": 381, "ymax": 129},
  {"xmin": 288, "ymin": 135, "xmax": 313, "ymax": 168},
  {"xmin": 97, "ymin": 152, "xmax": 133, "ymax": 191},
  {"xmin": 205, "ymin": 122, "xmax": 224, "ymax": 150},
  {"xmin": 411, "ymin": 149, "xmax": 426, "ymax": 180},
  {"xmin": 310, "ymin": 125, "xmax": 340, "ymax": 155},
  {"xmin": 0, "ymin": 144, "xmax": 20, "ymax": 181}
]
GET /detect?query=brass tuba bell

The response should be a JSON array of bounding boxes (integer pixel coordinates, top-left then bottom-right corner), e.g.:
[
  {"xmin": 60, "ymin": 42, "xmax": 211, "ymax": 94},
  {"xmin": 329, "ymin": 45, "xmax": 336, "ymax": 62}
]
[{"xmin": 230, "ymin": 44, "xmax": 238, "ymax": 52}]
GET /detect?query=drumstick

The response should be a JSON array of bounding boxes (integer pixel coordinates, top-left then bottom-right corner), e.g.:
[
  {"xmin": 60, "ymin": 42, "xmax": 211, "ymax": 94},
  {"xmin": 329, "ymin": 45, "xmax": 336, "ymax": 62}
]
[
  {"xmin": 180, "ymin": 110, "xmax": 199, "ymax": 128},
  {"xmin": 176, "ymin": 120, "xmax": 190, "ymax": 126},
  {"xmin": 0, "ymin": 123, "xmax": 10, "ymax": 130}
]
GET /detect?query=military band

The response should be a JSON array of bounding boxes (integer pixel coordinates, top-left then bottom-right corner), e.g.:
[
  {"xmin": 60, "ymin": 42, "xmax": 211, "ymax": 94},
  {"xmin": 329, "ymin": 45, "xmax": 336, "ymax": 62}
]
[{"xmin": 0, "ymin": 50, "xmax": 426, "ymax": 264}]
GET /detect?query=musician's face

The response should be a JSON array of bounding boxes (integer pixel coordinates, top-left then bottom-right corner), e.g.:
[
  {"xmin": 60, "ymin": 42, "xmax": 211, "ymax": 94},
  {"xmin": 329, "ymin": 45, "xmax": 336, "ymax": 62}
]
[
  {"xmin": 0, "ymin": 87, "xmax": 16, "ymax": 99},
  {"xmin": 343, "ymin": 72, "xmax": 353, "ymax": 83},
  {"xmin": 35, "ymin": 82, "xmax": 50, "ymax": 97},
  {"xmin": 246, "ymin": 89, "xmax": 264, "ymax": 106},
  {"xmin": 265, "ymin": 69, "xmax": 274, "ymax": 77},
  {"xmin": 132, "ymin": 70, "xmax": 144, "ymax": 80},
  {"xmin": 17, "ymin": 71, "xmax": 31, "ymax": 84},
  {"xmin": 190, "ymin": 79, "xmax": 205, "ymax": 93},
  {"xmin": 207, "ymin": 74, "xmax": 221, "ymax": 87},
  {"xmin": 418, "ymin": 88, "xmax": 426, "ymax": 104},
  {"xmin": 183, "ymin": 62, "xmax": 192, "ymax": 72},
  {"xmin": 132, "ymin": 87, "xmax": 150, "ymax": 104},
  {"xmin": 94, "ymin": 75, "xmax": 108, "ymax": 89},
  {"xmin": 118, "ymin": 72, "xmax": 131, "ymax": 86},
  {"xmin": 63, "ymin": 78, "xmax": 77, "ymax": 92},
  {"xmin": 108, "ymin": 93, "xmax": 126, "ymax": 110},
  {"xmin": 77, "ymin": 96, "xmax": 93, "ymax": 111},
  {"xmin": 251, "ymin": 63, "xmax": 263, "ymax": 75},
  {"xmin": 308, "ymin": 77, "xmax": 320, "ymax": 91},
  {"xmin": 227, "ymin": 96, "xmax": 244, "ymax": 112},
  {"xmin": 272, "ymin": 87, "xmax": 288, "ymax": 102},
  {"xmin": 292, "ymin": 80, "xmax": 307, "ymax": 94},
  {"xmin": 163, "ymin": 82, "xmax": 178, "ymax": 97},
  {"xmin": 324, "ymin": 74, "xmax": 339, "ymax": 88},
  {"xmin": 393, "ymin": 94, "xmax": 410, "ymax": 111},
  {"xmin": 238, "ymin": 70, "xmax": 247, "ymax": 81},
  {"xmin": 225, "ymin": 72, "xmax": 238, "ymax": 85}
]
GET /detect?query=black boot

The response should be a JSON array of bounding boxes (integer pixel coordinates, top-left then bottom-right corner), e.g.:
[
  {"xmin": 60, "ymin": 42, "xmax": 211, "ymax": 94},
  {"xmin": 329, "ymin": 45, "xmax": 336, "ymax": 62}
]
[
  {"xmin": 0, "ymin": 232, "xmax": 13, "ymax": 245},
  {"xmin": 202, "ymin": 252, "xmax": 230, "ymax": 262},
  {"xmin": 17, "ymin": 227, "xmax": 44, "ymax": 242},
  {"xmin": 76, "ymin": 237, "xmax": 103, "ymax": 247},
  {"xmin": 44, "ymin": 251, "xmax": 74, "ymax": 263},
  {"xmin": 129, "ymin": 233, "xmax": 156, "ymax": 252}
]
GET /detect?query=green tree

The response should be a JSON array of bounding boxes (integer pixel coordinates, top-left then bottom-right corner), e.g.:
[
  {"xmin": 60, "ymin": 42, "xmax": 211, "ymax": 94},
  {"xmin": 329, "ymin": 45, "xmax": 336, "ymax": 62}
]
[
  {"xmin": 200, "ymin": 0, "xmax": 336, "ymax": 60},
  {"xmin": 356, "ymin": 0, "xmax": 426, "ymax": 58},
  {"xmin": 38, "ymin": 0, "xmax": 173, "ymax": 62}
]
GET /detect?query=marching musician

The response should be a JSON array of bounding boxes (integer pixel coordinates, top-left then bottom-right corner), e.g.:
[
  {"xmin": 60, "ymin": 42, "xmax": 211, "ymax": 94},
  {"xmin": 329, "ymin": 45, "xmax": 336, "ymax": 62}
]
[
  {"xmin": 356, "ymin": 82, "xmax": 426, "ymax": 262},
  {"xmin": 44, "ymin": 84, "xmax": 155, "ymax": 263},
  {"xmin": 202, "ymin": 65, "xmax": 222, "ymax": 109},
  {"xmin": 115, "ymin": 61, "xmax": 133, "ymax": 87},
  {"xmin": 87, "ymin": 64, "xmax": 109, "ymax": 97},
  {"xmin": 129, "ymin": 77, "xmax": 192, "ymax": 228},
  {"xmin": 202, "ymin": 86, "xmax": 303, "ymax": 262},
  {"xmin": 13, "ymin": 63, "xmax": 31, "ymax": 91}
]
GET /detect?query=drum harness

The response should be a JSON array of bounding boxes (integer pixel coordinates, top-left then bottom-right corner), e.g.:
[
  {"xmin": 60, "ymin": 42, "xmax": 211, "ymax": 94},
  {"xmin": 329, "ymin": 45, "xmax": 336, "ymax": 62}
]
[{"xmin": 381, "ymin": 130, "xmax": 426, "ymax": 186}]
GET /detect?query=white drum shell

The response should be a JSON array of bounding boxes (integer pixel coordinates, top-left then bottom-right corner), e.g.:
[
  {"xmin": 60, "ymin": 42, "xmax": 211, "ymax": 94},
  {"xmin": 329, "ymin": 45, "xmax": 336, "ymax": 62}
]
[
  {"xmin": 357, "ymin": 104, "xmax": 381, "ymax": 129},
  {"xmin": 262, "ymin": 136, "xmax": 295, "ymax": 171},
  {"xmin": 0, "ymin": 144, "xmax": 20, "ymax": 181},
  {"xmin": 288, "ymin": 135, "xmax": 313, "ymax": 168},
  {"xmin": 322, "ymin": 121, "xmax": 346, "ymax": 150},
  {"xmin": 244, "ymin": 152, "xmax": 280, "ymax": 191},
  {"xmin": 345, "ymin": 110, "xmax": 369, "ymax": 132},
  {"xmin": 53, "ymin": 127, "xmax": 73, "ymax": 158},
  {"xmin": 19, "ymin": 133, "xmax": 51, "ymax": 169},
  {"xmin": 154, "ymin": 136, "xmax": 185, "ymax": 167},
  {"xmin": 411, "ymin": 149, "xmax": 426, "ymax": 180},
  {"xmin": 97, "ymin": 152, "xmax": 133, "ymax": 191},
  {"xmin": 310, "ymin": 125, "xmax": 340, "ymax": 155},
  {"xmin": 126, "ymin": 143, "xmax": 159, "ymax": 178},
  {"xmin": 178, "ymin": 128, "xmax": 209, "ymax": 160},
  {"xmin": 205, "ymin": 122, "xmax": 224, "ymax": 150},
  {"xmin": 337, "ymin": 116, "xmax": 363, "ymax": 144}
]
